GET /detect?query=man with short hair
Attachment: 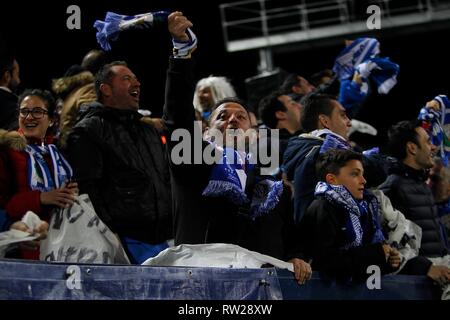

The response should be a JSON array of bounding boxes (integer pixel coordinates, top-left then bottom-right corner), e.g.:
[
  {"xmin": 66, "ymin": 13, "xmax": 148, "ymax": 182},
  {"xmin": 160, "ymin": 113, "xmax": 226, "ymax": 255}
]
[
  {"xmin": 282, "ymin": 92, "xmax": 352, "ymax": 224},
  {"xmin": 259, "ymin": 91, "xmax": 303, "ymax": 134},
  {"xmin": 65, "ymin": 13, "xmax": 193, "ymax": 260},
  {"xmin": 163, "ymin": 35, "xmax": 312, "ymax": 284},
  {"xmin": 258, "ymin": 90, "xmax": 303, "ymax": 169},
  {"xmin": 379, "ymin": 120, "xmax": 450, "ymax": 296},
  {"xmin": 0, "ymin": 52, "xmax": 20, "ymax": 130},
  {"xmin": 81, "ymin": 49, "xmax": 107, "ymax": 75},
  {"xmin": 280, "ymin": 73, "xmax": 315, "ymax": 104},
  {"xmin": 283, "ymin": 91, "xmax": 388, "ymax": 224}
]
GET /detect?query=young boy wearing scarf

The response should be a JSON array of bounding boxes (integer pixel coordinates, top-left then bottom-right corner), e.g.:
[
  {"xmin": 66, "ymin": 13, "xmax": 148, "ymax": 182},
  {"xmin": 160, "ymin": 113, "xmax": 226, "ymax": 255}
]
[{"xmin": 301, "ymin": 148, "xmax": 400, "ymax": 282}]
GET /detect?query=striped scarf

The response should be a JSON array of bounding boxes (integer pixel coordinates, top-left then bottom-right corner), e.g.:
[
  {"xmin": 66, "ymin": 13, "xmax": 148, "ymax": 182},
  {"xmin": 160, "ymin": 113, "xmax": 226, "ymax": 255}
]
[
  {"xmin": 418, "ymin": 95, "xmax": 450, "ymax": 165},
  {"xmin": 356, "ymin": 57, "xmax": 399, "ymax": 95},
  {"xmin": 94, "ymin": 11, "xmax": 170, "ymax": 51},
  {"xmin": 202, "ymin": 146, "xmax": 283, "ymax": 219},
  {"xmin": 202, "ymin": 147, "xmax": 249, "ymax": 205},
  {"xmin": 333, "ymin": 38, "xmax": 399, "ymax": 111},
  {"xmin": 319, "ymin": 132, "xmax": 352, "ymax": 154},
  {"xmin": 333, "ymin": 38, "xmax": 380, "ymax": 81},
  {"xmin": 25, "ymin": 144, "xmax": 73, "ymax": 192},
  {"xmin": 314, "ymin": 181, "xmax": 385, "ymax": 249}
]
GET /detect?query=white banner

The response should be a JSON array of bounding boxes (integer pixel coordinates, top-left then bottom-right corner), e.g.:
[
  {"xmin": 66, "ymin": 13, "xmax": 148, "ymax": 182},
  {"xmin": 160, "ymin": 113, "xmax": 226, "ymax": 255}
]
[{"xmin": 40, "ymin": 194, "xmax": 130, "ymax": 264}]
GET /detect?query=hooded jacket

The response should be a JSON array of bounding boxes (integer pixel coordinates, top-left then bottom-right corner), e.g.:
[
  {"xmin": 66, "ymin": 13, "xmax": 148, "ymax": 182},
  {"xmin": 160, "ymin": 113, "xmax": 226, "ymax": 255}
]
[
  {"xmin": 52, "ymin": 71, "xmax": 97, "ymax": 149},
  {"xmin": 282, "ymin": 132, "xmax": 390, "ymax": 224},
  {"xmin": 282, "ymin": 134, "xmax": 323, "ymax": 224}
]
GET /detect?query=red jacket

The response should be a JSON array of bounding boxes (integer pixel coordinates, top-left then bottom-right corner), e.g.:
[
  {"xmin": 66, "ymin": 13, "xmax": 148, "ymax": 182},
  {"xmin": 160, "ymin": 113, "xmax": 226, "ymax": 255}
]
[
  {"xmin": 0, "ymin": 147, "xmax": 13, "ymax": 208},
  {"xmin": 3, "ymin": 148, "xmax": 55, "ymax": 260},
  {"xmin": 5, "ymin": 148, "xmax": 53, "ymax": 222},
  {"xmin": 0, "ymin": 132, "xmax": 57, "ymax": 260}
]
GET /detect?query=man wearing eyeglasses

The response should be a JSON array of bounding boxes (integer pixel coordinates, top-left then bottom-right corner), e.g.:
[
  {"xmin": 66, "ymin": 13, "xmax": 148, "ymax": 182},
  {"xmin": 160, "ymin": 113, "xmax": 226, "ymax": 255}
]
[{"xmin": 0, "ymin": 51, "xmax": 21, "ymax": 130}]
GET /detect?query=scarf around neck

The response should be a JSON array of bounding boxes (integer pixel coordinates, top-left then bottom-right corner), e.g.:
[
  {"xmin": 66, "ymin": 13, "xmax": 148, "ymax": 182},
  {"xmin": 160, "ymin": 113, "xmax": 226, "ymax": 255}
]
[
  {"xmin": 25, "ymin": 144, "xmax": 73, "ymax": 192},
  {"xmin": 314, "ymin": 181, "xmax": 385, "ymax": 249},
  {"xmin": 202, "ymin": 146, "xmax": 283, "ymax": 220}
]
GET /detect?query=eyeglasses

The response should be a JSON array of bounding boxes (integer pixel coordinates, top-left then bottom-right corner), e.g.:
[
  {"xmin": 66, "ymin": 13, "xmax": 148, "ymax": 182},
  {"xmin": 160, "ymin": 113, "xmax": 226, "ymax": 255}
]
[{"xmin": 19, "ymin": 107, "xmax": 49, "ymax": 119}]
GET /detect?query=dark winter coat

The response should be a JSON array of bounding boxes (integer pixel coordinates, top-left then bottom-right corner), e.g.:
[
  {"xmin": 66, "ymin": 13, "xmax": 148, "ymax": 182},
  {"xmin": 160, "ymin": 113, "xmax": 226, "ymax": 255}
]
[
  {"xmin": 163, "ymin": 57, "xmax": 296, "ymax": 260},
  {"xmin": 302, "ymin": 197, "xmax": 391, "ymax": 281},
  {"xmin": 67, "ymin": 105, "xmax": 172, "ymax": 244},
  {"xmin": 379, "ymin": 163, "xmax": 449, "ymax": 258}
]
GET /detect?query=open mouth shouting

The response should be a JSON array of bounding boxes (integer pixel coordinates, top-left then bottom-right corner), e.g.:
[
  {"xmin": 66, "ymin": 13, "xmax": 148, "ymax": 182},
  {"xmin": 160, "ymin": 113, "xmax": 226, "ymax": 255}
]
[{"xmin": 129, "ymin": 89, "xmax": 140, "ymax": 101}]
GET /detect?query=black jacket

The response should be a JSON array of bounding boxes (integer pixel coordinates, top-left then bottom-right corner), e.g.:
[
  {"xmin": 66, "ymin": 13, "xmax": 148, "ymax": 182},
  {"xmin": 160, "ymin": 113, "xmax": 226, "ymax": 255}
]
[
  {"xmin": 0, "ymin": 88, "xmax": 18, "ymax": 130},
  {"xmin": 67, "ymin": 105, "xmax": 172, "ymax": 244},
  {"xmin": 282, "ymin": 135, "xmax": 323, "ymax": 224},
  {"xmin": 163, "ymin": 57, "xmax": 296, "ymax": 260},
  {"xmin": 303, "ymin": 197, "xmax": 391, "ymax": 281},
  {"xmin": 282, "ymin": 133, "xmax": 390, "ymax": 224},
  {"xmin": 379, "ymin": 163, "xmax": 449, "ymax": 258}
]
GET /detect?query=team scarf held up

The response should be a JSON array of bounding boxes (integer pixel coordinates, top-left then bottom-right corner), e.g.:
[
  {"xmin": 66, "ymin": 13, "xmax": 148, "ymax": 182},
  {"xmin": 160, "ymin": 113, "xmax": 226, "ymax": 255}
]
[
  {"xmin": 94, "ymin": 10, "xmax": 198, "ymax": 57},
  {"xmin": 315, "ymin": 181, "xmax": 385, "ymax": 249},
  {"xmin": 94, "ymin": 11, "xmax": 169, "ymax": 51},
  {"xmin": 333, "ymin": 37, "xmax": 399, "ymax": 111},
  {"xmin": 418, "ymin": 95, "xmax": 450, "ymax": 166},
  {"xmin": 25, "ymin": 144, "xmax": 73, "ymax": 192},
  {"xmin": 201, "ymin": 146, "xmax": 284, "ymax": 220}
]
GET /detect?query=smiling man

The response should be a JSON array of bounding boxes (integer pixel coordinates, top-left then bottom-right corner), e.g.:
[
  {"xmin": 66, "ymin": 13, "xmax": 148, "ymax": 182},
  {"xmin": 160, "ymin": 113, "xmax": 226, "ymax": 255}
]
[
  {"xmin": 379, "ymin": 120, "xmax": 450, "ymax": 297},
  {"xmin": 163, "ymin": 25, "xmax": 312, "ymax": 283},
  {"xmin": 66, "ymin": 59, "xmax": 172, "ymax": 258},
  {"xmin": 97, "ymin": 62, "xmax": 141, "ymax": 110},
  {"xmin": 64, "ymin": 12, "xmax": 196, "ymax": 261}
]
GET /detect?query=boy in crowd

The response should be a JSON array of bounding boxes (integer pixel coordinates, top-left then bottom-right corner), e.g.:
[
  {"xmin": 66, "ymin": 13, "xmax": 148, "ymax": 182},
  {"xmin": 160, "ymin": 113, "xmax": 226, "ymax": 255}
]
[{"xmin": 302, "ymin": 149, "xmax": 400, "ymax": 281}]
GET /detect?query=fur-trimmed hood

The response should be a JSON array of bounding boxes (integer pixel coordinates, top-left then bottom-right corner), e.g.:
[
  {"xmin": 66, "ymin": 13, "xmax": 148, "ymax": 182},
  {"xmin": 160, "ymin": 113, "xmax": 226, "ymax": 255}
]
[
  {"xmin": 0, "ymin": 129, "xmax": 26, "ymax": 151},
  {"xmin": 52, "ymin": 71, "xmax": 95, "ymax": 99}
]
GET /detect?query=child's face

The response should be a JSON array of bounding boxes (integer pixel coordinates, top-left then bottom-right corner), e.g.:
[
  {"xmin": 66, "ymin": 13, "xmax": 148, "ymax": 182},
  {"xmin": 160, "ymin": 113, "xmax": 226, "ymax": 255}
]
[{"xmin": 329, "ymin": 160, "xmax": 366, "ymax": 200}]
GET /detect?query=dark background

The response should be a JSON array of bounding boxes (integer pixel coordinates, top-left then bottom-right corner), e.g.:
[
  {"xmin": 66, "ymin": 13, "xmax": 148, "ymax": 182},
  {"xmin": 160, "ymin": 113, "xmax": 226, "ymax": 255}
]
[{"xmin": 1, "ymin": 0, "xmax": 449, "ymax": 149}]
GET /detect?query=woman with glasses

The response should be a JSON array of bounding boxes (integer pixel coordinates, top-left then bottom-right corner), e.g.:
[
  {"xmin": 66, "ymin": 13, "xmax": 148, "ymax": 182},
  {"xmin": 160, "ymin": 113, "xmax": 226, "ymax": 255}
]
[{"xmin": 0, "ymin": 89, "xmax": 78, "ymax": 259}]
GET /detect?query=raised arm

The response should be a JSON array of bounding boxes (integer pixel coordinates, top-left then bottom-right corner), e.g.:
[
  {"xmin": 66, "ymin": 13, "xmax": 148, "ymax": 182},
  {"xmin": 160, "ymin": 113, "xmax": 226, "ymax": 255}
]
[{"xmin": 163, "ymin": 12, "xmax": 197, "ymax": 133}]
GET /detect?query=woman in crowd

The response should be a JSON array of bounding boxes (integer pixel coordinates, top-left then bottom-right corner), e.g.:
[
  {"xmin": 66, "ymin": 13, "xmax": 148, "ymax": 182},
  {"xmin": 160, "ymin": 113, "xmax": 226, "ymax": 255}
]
[{"xmin": 0, "ymin": 89, "xmax": 78, "ymax": 259}]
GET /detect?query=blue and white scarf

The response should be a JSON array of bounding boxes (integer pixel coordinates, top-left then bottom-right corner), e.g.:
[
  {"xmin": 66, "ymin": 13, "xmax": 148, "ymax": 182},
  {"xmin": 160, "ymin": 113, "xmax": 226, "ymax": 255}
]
[
  {"xmin": 362, "ymin": 147, "xmax": 379, "ymax": 157},
  {"xmin": 249, "ymin": 177, "xmax": 284, "ymax": 219},
  {"xmin": 94, "ymin": 11, "xmax": 170, "ymax": 51},
  {"xmin": 314, "ymin": 181, "xmax": 385, "ymax": 249},
  {"xmin": 418, "ymin": 95, "xmax": 450, "ymax": 166},
  {"xmin": 333, "ymin": 38, "xmax": 380, "ymax": 81},
  {"xmin": 202, "ymin": 147, "xmax": 249, "ymax": 205},
  {"xmin": 319, "ymin": 132, "xmax": 352, "ymax": 154},
  {"xmin": 338, "ymin": 79, "xmax": 367, "ymax": 111},
  {"xmin": 202, "ymin": 147, "xmax": 283, "ymax": 220},
  {"xmin": 25, "ymin": 144, "xmax": 73, "ymax": 192},
  {"xmin": 333, "ymin": 38, "xmax": 399, "ymax": 111}
]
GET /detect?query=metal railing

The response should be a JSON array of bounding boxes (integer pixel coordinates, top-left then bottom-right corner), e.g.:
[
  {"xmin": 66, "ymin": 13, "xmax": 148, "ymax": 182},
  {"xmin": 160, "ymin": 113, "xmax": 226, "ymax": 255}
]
[{"xmin": 220, "ymin": 0, "xmax": 450, "ymax": 52}]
